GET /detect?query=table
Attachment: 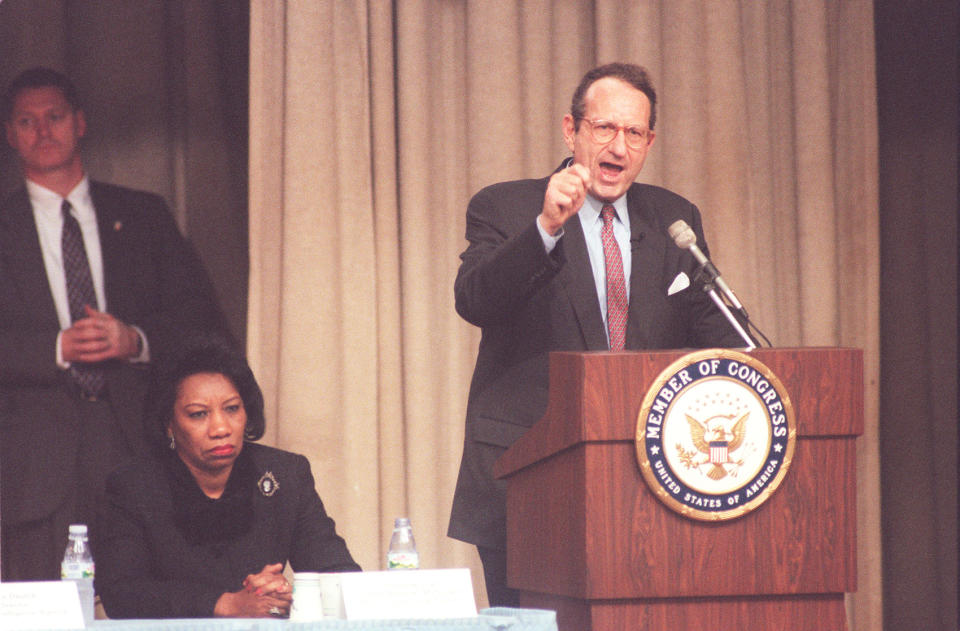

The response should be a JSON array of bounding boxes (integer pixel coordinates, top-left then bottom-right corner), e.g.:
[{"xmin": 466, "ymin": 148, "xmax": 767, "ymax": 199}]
[{"xmin": 83, "ymin": 608, "xmax": 556, "ymax": 631}]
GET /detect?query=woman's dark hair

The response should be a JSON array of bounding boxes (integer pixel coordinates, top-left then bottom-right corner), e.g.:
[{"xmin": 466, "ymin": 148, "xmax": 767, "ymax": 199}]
[{"xmin": 148, "ymin": 334, "xmax": 266, "ymax": 452}]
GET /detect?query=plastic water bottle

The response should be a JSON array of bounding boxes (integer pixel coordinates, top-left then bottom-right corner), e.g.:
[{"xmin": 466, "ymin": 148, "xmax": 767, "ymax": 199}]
[
  {"xmin": 61, "ymin": 524, "xmax": 95, "ymax": 625},
  {"xmin": 386, "ymin": 517, "xmax": 419, "ymax": 569}
]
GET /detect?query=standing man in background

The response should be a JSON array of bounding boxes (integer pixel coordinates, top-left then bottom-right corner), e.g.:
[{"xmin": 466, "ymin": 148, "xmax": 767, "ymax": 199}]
[
  {"xmin": 447, "ymin": 62, "xmax": 747, "ymax": 605},
  {"xmin": 0, "ymin": 67, "xmax": 229, "ymax": 580}
]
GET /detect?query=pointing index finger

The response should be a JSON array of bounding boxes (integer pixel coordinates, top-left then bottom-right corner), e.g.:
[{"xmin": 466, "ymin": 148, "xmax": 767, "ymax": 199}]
[{"xmin": 566, "ymin": 162, "xmax": 591, "ymax": 188}]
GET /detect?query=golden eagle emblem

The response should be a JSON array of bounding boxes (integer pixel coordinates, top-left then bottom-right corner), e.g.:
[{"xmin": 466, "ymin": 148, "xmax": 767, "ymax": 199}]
[{"xmin": 678, "ymin": 412, "xmax": 749, "ymax": 480}]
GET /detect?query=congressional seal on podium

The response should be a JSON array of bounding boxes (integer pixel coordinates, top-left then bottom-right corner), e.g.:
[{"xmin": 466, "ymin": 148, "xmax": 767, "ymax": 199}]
[{"xmin": 635, "ymin": 349, "xmax": 797, "ymax": 521}]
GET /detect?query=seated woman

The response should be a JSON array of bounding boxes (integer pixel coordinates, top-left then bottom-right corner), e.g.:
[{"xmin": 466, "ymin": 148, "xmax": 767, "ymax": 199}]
[{"xmin": 96, "ymin": 336, "xmax": 360, "ymax": 618}]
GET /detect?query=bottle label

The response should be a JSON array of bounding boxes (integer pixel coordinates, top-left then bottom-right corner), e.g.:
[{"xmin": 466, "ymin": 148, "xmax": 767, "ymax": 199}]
[
  {"xmin": 61, "ymin": 561, "xmax": 95, "ymax": 579},
  {"xmin": 386, "ymin": 551, "xmax": 419, "ymax": 570}
]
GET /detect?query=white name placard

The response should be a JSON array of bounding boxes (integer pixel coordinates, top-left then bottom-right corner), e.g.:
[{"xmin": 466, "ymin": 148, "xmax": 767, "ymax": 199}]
[
  {"xmin": 0, "ymin": 581, "xmax": 84, "ymax": 629},
  {"xmin": 339, "ymin": 568, "xmax": 477, "ymax": 620}
]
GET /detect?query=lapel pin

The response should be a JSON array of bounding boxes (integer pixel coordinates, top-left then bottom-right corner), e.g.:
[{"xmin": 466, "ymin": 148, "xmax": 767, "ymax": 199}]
[
  {"xmin": 258, "ymin": 471, "xmax": 279, "ymax": 497},
  {"xmin": 113, "ymin": 221, "xmax": 123, "ymax": 232}
]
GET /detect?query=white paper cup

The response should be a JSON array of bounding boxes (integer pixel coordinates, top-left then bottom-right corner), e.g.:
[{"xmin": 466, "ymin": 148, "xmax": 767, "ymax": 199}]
[
  {"xmin": 317, "ymin": 573, "xmax": 344, "ymax": 619},
  {"xmin": 290, "ymin": 572, "xmax": 324, "ymax": 621}
]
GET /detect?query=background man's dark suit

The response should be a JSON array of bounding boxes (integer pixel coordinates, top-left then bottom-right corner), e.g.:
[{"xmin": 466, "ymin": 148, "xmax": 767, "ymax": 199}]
[
  {"xmin": 0, "ymin": 180, "xmax": 227, "ymax": 579},
  {"xmin": 447, "ymin": 167, "xmax": 745, "ymax": 554}
]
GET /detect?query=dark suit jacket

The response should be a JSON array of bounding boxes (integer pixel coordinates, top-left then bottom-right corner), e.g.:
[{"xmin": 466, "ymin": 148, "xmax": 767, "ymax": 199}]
[
  {"xmin": 0, "ymin": 181, "xmax": 228, "ymax": 527},
  {"xmin": 447, "ymin": 166, "xmax": 746, "ymax": 549},
  {"xmin": 96, "ymin": 443, "xmax": 360, "ymax": 618}
]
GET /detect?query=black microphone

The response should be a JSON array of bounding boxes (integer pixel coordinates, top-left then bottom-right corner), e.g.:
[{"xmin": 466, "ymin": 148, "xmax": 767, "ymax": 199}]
[{"xmin": 667, "ymin": 220, "xmax": 746, "ymax": 314}]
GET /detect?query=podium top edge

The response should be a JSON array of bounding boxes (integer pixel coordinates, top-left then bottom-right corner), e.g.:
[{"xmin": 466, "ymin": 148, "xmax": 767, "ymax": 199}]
[{"xmin": 550, "ymin": 347, "xmax": 863, "ymax": 357}]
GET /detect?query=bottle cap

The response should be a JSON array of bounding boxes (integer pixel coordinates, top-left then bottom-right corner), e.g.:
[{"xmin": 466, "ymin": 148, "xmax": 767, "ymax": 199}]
[
  {"xmin": 394, "ymin": 517, "xmax": 411, "ymax": 528},
  {"xmin": 68, "ymin": 524, "xmax": 88, "ymax": 535}
]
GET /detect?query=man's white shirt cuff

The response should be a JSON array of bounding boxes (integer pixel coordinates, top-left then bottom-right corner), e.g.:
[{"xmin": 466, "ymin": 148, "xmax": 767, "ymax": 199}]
[{"xmin": 536, "ymin": 216, "xmax": 564, "ymax": 253}]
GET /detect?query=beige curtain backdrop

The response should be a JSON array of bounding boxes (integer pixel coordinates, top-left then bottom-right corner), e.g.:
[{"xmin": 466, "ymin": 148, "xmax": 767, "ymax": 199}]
[{"xmin": 248, "ymin": 1, "xmax": 880, "ymax": 626}]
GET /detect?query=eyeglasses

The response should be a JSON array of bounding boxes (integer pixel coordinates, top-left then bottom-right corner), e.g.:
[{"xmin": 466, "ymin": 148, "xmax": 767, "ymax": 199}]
[{"xmin": 580, "ymin": 118, "xmax": 652, "ymax": 149}]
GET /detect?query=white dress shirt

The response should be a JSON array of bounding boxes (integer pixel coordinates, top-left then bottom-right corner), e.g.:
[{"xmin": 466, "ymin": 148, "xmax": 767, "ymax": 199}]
[{"xmin": 27, "ymin": 177, "xmax": 107, "ymax": 328}]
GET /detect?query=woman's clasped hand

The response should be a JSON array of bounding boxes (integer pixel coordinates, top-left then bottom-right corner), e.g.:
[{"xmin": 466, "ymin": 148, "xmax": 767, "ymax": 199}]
[{"xmin": 215, "ymin": 563, "xmax": 292, "ymax": 618}]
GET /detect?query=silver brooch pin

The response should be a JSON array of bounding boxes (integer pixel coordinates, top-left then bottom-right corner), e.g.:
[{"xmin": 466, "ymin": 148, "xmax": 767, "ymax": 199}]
[{"xmin": 258, "ymin": 471, "xmax": 279, "ymax": 497}]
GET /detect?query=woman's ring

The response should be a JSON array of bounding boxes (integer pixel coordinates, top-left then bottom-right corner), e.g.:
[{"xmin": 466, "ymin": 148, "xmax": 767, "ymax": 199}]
[{"xmin": 269, "ymin": 606, "xmax": 283, "ymax": 617}]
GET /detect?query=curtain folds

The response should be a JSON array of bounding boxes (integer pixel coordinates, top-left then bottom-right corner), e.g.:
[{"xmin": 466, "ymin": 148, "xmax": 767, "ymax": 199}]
[{"xmin": 248, "ymin": 1, "xmax": 880, "ymax": 624}]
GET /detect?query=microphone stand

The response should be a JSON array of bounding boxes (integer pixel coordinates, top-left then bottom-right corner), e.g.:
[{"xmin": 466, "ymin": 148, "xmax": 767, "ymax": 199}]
[{"xmin": 695, "ymin": 268, "xmax": 756, "ymax": 351}]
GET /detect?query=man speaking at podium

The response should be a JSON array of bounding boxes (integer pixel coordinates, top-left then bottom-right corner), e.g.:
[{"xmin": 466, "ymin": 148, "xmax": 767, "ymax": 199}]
[{"xmin": 447, "ymin": 62, "xmax": 746, "ymax": 606}]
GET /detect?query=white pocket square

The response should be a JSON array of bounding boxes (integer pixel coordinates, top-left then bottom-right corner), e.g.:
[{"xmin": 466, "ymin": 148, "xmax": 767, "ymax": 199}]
[{"xmin": 667, "ymin": 272, "xmax": 690, "ymax": 296}]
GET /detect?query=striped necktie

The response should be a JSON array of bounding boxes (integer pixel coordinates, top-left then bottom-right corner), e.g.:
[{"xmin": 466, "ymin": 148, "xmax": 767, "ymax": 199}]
[
  {"xmin": 600, "ymin": 204, "xmax": 627, "ymax": 351},
  {"xmin": 61, "ymin": 199, "xmax": 106, "ymax": 398}
]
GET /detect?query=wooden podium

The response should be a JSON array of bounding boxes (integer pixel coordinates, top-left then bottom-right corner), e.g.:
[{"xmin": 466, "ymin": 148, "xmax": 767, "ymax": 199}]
[{"xmin": 494, "ymin": 348, "xmax": 862, "ymax": 631}]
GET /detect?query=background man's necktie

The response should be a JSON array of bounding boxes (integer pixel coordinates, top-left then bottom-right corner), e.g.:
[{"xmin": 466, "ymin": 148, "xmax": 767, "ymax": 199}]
[
  {"xmin": 61, "ymin": 200, "xmax": 106, "ymax": 397},
  {"xmin": 600, "ymin": 204, "xmax": 627, "ymax": 351}
]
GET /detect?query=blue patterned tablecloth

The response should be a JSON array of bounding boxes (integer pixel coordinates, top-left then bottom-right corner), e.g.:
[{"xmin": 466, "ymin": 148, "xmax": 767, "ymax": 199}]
[{"xmin": 81, "ymin": 608, "xmax": 556, "ymax": 631}]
